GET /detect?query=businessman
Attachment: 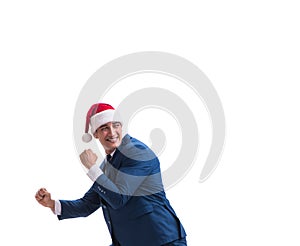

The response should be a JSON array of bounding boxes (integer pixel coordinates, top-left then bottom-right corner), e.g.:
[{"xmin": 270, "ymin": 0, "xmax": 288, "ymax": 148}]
[{"xmin": 35, "ymin": 103, "xmax": 187, "ymax": 246}]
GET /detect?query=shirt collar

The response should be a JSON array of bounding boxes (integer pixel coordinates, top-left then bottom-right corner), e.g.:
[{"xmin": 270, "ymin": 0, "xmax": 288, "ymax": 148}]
[{"xmin": 107, "ymin": 149, "xmax": 116, "ymax": 157}]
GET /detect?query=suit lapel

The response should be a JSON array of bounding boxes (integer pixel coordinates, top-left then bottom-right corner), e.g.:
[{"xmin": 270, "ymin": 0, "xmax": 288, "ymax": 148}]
[
  {"xmin": 101, "ymin": 134, "xmax": 131, "ymax": 179},
  {"xmin": 111, "ymin": 134, "xmax": 131, "ymax": 170},
  {"xmin": 110, "ymin": 148, "xmax": 122, "ymax": 170}
]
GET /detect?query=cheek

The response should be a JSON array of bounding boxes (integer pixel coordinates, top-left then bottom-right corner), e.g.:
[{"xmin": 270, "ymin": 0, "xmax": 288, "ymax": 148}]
[
  {"xmin": 96, "ymin": 133, "xmax": 105, "ymax": 143},
  {"xmin": 99, "ymin": 135, "xmax": 106, "ymax": 143}
]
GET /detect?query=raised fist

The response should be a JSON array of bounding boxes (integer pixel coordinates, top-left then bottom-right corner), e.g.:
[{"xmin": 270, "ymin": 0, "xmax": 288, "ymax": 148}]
[
  {"xmin": 35, "ymin": 188, "xmax": 55, "ymax": 211},
  {"xmin": 80, "ymin": 149, "xmax": 98, "ymax": 169}
]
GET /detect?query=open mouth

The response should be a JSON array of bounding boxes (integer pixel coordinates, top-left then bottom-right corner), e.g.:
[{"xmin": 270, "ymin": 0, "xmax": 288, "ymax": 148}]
[{"xmin": 106, "ymin": 137, "xmax": 118, "ymax": 143}]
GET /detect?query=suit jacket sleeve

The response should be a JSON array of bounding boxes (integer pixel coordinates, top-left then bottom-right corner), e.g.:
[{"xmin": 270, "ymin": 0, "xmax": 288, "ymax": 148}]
[
  {"xmin": 91, "ymin": 149, "xmax": 162, "ymax": 210},
  {"xmin": 58, "ymin": 186, "xmax": 102, "ymax": 220}
]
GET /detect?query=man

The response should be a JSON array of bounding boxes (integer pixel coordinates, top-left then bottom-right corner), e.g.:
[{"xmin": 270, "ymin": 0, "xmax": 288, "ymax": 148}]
[{"xmin": 35, "ymin": 103, "xmax": 187, "ymax": 246}]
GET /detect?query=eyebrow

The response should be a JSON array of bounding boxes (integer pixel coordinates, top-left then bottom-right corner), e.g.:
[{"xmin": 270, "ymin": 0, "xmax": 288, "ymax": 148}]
[
  {"xmin": 99, "ymin": 124, "xmax": 109, "ymax": 128},
  {"xmin": 99, "ymin": 122, "xmax": 121, "ymax": 129}
]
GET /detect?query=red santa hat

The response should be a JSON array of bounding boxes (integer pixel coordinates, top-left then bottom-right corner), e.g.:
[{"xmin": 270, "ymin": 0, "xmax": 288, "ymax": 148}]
[{"xmin": 82, "ymin": 103, "xmax": 121, "ymax": 143}]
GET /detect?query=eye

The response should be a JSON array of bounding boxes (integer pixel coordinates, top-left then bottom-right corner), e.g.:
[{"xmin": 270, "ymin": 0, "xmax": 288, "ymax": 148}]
[
  {"xmin": 100, "ymin": 127, "xmax": 109, "ymax": 132},
  {"xmin": 113, "ymin": 122, "xmax": 121, "ymax": 128}
]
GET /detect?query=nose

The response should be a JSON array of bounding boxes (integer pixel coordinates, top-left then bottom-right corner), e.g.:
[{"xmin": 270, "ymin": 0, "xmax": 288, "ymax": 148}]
[{"xmin": 107, "ymin": 125, "xmax": 116, "ymax": 136}]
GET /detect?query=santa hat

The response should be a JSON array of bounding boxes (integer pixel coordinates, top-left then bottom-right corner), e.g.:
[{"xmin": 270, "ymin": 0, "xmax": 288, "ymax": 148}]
[{"xmin": 82, "ymin": 103, "xmax": 121, "ymax": 143}]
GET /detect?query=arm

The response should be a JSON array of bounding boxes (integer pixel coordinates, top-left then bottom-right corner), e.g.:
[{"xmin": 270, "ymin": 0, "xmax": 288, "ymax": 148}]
[
  {"xmin": 92, "ymin": 156, "xmax": 162, "ymax": 209},
  {"xmin": 58, "ymin": 186, "xmax": 102, "ymax": 220},
  {"xmin": 81, "ymin": 147, "xmax": 162, "ymax": 210},
  {"xmin": 35, "ymin": 187, "xmax": 102, "ymax": 220}
]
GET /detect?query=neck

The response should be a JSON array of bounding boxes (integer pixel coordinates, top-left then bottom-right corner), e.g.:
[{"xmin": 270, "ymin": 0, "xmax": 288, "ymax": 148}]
[{"xmin": 105, "ymin": 148, "xmax": 116, "ymax": 155}]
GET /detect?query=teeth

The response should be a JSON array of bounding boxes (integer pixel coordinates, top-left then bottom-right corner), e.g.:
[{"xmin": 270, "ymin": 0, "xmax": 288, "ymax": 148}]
[{"xmin": 107, "ymin": 138, "xmax": 117, "ymax": 143}]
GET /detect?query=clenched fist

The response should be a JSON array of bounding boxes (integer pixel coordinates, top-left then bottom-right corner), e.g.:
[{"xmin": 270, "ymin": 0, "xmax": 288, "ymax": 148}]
[
  {"xmin": 35, "ymin": 188, "xmax": 55, "ymax": 212},
  {"xmin": 80, "ymin": 149, "xmax": 98, "ymax": 169}
]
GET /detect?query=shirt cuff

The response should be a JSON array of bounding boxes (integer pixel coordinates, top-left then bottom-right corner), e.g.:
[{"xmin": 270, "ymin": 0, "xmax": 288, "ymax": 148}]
[
  {"xmin": 87, "ymin": 164, "xmax": 103, "ymax": 182},
  {"xmin": 54, "ymin": 200, "xmax": 62, "ymax": 215}
]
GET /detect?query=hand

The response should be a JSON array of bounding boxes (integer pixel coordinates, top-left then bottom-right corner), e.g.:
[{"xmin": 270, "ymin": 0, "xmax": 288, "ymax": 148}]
[
  {"xmin": 35, "ymin": 188, "xmax": 55, "ymax": 212},
  {"xmin": 80, "ymin": 149, "xmax": 98, "ymax": 169}
]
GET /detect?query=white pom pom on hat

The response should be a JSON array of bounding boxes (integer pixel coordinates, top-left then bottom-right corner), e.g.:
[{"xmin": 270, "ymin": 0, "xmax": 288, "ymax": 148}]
[
  {"xmin": 82, "ymin": 133, "xmax": 92, "ymax": 143},
  {"xmin": 82, "ymin": 103, "xmax": 121, "ymax": 143}
]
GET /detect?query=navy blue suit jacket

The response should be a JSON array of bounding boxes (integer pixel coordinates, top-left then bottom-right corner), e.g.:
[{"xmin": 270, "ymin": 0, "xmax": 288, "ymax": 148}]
[{"xmin": 58, "ymin": 134, "xmax": 186, "ymax": 246}]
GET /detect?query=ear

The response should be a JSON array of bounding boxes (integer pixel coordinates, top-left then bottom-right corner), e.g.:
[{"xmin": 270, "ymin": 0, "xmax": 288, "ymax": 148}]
[{"xmin": 93, "ymin": 131, "xmax": 99, "ymax": 139}]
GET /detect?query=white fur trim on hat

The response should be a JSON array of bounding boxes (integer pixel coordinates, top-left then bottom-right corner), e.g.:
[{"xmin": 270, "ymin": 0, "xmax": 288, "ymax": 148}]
[{"xmin": 90, "ymin": 109, "xmax": 121, "ymax": 134}]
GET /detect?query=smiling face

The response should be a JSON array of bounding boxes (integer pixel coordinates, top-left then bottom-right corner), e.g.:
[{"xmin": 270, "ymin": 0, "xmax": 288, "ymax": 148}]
[{"xmin": 93, "ymin": 121, "xmax": 122, "ymax": 154}]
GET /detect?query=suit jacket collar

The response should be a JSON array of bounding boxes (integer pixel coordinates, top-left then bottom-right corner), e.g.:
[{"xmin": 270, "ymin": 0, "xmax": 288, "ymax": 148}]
[
  {"xmin": 109, "ymin": 134, "xmax": 131, "ymax": 170},
  {"xmin": 120, "ymin": 133, "xmax": 131, "ymax": 145},
  {"xmin": 100, "ymin": 134, "xmax": 131, "ymax": 172}
]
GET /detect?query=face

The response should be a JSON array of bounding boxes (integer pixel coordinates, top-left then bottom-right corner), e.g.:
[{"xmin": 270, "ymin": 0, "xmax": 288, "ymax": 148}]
[{"xmin": 94, "ymin": 121, "xmax": 122, "ymax": 154}]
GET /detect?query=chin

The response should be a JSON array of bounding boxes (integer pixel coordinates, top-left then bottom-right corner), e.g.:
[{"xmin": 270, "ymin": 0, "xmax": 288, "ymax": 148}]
[{"xmin": 114, "ymin": 140, "xmax": 122, "ymax": 148}]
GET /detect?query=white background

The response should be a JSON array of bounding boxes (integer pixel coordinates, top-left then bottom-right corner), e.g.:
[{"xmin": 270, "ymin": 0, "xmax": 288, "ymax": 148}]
[{"xmin": 1, "ymin": 1, "xmax": 299, "ymax": 245}]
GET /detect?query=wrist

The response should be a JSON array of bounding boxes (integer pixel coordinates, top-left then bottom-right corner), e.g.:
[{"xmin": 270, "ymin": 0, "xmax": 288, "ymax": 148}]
[
  {"xmin": 87, "ymin": 164, "xmax": 103, "ymax": 182},
  {"xmin": 47, "ymin": 199, "xmax": 55, "ymax": 212}
]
